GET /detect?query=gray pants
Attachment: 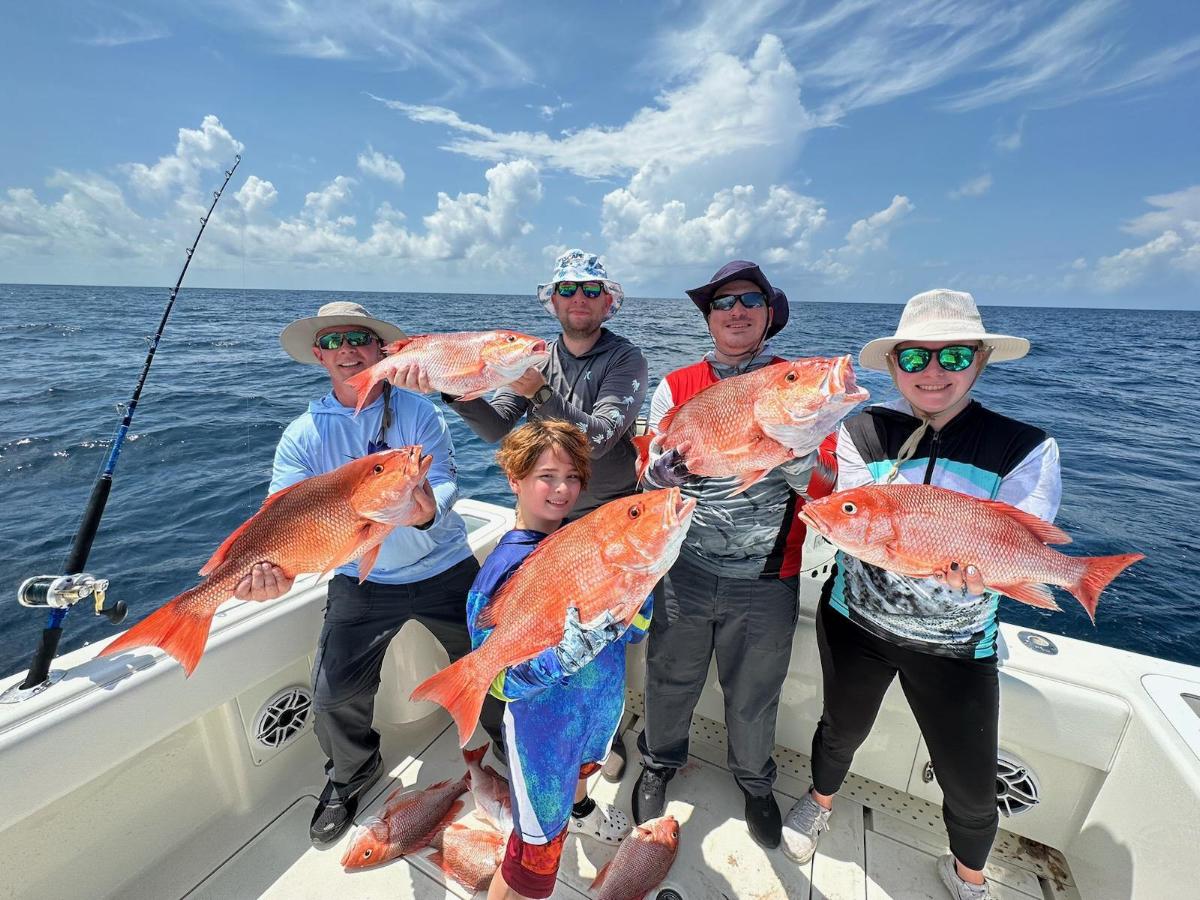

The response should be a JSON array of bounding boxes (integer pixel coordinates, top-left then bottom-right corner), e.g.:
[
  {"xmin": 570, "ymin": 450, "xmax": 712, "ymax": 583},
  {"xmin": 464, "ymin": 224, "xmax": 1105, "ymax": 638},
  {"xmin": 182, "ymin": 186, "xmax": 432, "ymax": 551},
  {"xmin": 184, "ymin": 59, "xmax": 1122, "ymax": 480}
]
[
  {"xmin": 637, "ymin": 552, "xmax": 799, "ymax": 797},
  {"xmin": 312, "ymin": 556, "xmax": 504, "ymax": 800}
]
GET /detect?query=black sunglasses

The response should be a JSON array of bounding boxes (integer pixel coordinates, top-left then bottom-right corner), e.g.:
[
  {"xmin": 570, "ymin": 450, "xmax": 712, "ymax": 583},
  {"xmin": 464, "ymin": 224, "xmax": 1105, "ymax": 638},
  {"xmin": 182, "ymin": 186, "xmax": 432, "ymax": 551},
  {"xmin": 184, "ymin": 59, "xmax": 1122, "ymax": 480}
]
[
  {"xmin": 709, "ymin": 291, "xmax": 768, "ymax": 312},
  {"xmin": 315, "ymin": 330, "xmax": 376, "ymax": 350},
  {"xmin": 892, "ymin": 344, "xmax": 980, "ymax": 373}
]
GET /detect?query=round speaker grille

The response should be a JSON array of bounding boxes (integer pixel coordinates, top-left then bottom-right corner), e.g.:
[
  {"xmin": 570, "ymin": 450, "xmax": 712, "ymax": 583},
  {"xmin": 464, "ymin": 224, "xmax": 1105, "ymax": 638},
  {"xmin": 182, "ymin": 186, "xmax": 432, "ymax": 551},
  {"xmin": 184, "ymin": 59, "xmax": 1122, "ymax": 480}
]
[
  {"xmin": 254, "ymin": 686, "xmax": 313, "ymax": 749},
  {"xmin": 996, "ymin": 752, "xmax": 1040, "ymax": 817}
]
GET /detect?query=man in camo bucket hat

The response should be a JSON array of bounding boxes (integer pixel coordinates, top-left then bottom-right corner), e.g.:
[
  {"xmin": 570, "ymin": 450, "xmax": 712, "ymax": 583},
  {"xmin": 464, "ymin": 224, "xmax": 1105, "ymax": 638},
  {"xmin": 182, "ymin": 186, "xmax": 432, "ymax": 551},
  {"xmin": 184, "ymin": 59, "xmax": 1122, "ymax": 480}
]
[{"xmin": 536, "ymin": 248, "xmax": 625, "ymax": 320}]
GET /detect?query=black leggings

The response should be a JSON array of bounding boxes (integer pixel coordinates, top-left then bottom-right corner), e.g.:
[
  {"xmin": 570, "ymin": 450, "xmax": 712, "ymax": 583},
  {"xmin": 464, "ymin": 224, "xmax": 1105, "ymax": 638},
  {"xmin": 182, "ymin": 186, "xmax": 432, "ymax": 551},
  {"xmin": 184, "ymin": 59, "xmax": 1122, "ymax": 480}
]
[{"xmin": 810, "ymin": 600, "xmax": 1000, "ymax": 871}]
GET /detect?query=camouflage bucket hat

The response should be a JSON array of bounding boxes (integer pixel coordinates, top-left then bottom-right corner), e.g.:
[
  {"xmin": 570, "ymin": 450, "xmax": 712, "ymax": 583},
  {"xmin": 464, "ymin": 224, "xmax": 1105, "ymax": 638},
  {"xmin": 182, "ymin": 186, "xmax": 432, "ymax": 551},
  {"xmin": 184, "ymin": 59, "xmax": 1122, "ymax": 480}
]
[{"xmin": 536, "ymin": 248, "xmax": 624, "ymax": 321}]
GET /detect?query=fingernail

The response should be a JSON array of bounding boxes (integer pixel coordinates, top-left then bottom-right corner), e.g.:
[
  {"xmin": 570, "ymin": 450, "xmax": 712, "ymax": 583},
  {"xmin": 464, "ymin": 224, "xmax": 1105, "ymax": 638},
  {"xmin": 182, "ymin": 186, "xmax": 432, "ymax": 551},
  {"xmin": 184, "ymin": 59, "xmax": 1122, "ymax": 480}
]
[
  {"xmin": 950, "ymin": 562, "xmax": 959, "ymax": 571},
  {"xmin": 966, "ymin": 565, "xmax": 977, "ymax": 575}
]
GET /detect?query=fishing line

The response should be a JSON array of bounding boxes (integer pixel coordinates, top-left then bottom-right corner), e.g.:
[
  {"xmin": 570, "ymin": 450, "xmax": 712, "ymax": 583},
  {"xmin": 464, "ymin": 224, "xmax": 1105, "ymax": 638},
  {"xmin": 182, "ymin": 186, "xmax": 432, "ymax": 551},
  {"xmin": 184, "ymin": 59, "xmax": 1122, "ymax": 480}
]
[{"xmin": 12, "ymin": 155, "xmax": 242, "ymax": 692}]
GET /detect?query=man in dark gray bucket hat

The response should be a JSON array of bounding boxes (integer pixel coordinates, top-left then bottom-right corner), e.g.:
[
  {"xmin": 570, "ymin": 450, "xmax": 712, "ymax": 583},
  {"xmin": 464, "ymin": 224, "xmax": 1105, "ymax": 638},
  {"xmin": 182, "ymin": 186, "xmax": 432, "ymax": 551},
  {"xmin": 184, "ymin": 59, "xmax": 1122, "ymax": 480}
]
[{"xmin": 634, "ymin": 260, "xmax": 826, "ymax": 851}]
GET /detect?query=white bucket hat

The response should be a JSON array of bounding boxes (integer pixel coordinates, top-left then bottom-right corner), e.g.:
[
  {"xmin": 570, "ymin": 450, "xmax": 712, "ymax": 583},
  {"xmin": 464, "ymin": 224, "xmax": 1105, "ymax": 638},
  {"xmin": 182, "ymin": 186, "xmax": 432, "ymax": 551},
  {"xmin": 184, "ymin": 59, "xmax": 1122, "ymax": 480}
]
[
  {"xmin": 280, "ymin": 301, "xmax": 408, "ymax": 364},
  {"xmin": 536, "ymin": 248, "xmax": 624, "ymax": 320},
  {"xmin": 859, "ymin": 289, "xmax": 1029, "ymax": 372}
]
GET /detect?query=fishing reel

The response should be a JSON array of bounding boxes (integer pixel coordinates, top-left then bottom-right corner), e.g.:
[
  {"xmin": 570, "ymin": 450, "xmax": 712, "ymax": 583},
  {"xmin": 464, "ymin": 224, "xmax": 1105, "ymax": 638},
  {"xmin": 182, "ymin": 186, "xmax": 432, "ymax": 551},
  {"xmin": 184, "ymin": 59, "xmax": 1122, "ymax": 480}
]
[{"xmin": 18, "ymin": 574, "xmax": 127, "ymax": 624}]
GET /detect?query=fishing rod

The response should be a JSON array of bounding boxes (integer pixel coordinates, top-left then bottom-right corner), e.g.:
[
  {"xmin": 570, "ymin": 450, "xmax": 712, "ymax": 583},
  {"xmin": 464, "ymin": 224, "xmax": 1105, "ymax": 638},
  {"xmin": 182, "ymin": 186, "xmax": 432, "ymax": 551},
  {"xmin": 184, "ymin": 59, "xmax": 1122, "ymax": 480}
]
[{"xmin": 8, "ymin": 155, "xmax": 242, "ymax": 697}]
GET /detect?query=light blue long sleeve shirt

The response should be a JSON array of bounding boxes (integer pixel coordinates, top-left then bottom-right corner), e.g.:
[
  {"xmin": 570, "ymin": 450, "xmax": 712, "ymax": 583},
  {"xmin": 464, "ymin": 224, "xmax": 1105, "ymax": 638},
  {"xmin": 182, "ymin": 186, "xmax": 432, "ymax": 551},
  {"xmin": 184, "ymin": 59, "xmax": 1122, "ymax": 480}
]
[{"xmin": 270, "ymin": 388, "xmax": 473, "ymax": 584}]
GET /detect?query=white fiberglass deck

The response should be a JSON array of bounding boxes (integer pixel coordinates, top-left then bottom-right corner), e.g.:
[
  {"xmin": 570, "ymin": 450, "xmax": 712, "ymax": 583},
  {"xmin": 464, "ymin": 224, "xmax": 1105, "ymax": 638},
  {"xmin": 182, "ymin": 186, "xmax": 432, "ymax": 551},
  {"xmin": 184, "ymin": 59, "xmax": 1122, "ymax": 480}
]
[{"xmin": 185, "ymin": 699, "xmax": 1077, "ymax": 900}]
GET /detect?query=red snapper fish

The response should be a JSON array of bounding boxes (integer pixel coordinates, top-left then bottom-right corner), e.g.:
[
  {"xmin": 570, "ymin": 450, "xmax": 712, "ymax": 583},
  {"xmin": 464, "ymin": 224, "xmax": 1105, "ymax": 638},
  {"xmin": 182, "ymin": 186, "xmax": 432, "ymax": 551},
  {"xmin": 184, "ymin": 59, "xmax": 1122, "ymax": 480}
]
[
  {"xmin": 800, "ymin": 484, "xmax": 1145, "ymax": 621},
  {"xmin": 425, "ymin": 821, "xmax": 507, "ymax": 894},
  {"xmin": 341, "ymin": 774, "xmax": 470, "ymax": 870},
  {"xmin": 345, "ymin": 330, "xmax": 550, "ymax": 411},
  {"xmin": 411, "ymin": 489, "xmax": 696, "ymax": 746},
  {"xmin": 101, "ymin": 447, "xmax": 432, "ymax": 675},
  {"xmin": 635, "ymin": 355, "xmax": 869, "ymax": 494},
  {"xmin": 590, "ymin": 815, "xmax": 681, "ymax": 900},
  {"xmin": 462, "ymin": 744, "xmax": 512, "ymax": 835}
]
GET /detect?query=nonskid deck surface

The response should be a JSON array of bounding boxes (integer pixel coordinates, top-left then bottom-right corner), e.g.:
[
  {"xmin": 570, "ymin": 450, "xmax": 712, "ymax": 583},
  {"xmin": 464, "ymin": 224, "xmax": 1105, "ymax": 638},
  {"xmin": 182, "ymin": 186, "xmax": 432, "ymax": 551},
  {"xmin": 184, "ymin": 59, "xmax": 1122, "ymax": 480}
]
[{"xmin": 188, "ymin": 707, "xmax": 1078, "ymax": 900}]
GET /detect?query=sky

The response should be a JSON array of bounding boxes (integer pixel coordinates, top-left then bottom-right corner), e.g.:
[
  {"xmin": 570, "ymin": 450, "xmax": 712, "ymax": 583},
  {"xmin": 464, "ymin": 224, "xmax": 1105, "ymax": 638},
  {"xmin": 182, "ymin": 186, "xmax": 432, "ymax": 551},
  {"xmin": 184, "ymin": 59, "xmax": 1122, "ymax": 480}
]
[{"xmin": 1, "ymin": 1, "xmax": 1198, "ymax": 308}]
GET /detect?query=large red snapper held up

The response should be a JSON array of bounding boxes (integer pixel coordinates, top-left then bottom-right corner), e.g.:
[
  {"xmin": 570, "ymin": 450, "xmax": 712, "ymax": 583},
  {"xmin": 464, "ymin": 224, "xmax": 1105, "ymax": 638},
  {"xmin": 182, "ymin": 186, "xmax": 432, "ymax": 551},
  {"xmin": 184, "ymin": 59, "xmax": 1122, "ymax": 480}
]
[
  {"xmin": 100, "ymin": 447, "xmax": 433, "ymax": 676},
  {"xmin": 799, "ymin": 484, "xmax": 1145, "ymax": 622},
  {"xmin": 411, "ymin": 488, "xmax": 697, "ymax": 746},
  {"xmin": 634, "ymin": 355, "xmax": 869, "ymax": 495},
  {"xmin": 425, "ymin": 821, "xmax": 507, "ymax": 893},
  {"xmin": 344, "ymin": 330, "xmax": 550, "ymax": 412},
  {"xmin": 341, "ymin": 774, "xmax": 470, "ymax": 870},
  {"xmin": 590, "ymin": 815, "xmax": 681, "ymax": 900}
]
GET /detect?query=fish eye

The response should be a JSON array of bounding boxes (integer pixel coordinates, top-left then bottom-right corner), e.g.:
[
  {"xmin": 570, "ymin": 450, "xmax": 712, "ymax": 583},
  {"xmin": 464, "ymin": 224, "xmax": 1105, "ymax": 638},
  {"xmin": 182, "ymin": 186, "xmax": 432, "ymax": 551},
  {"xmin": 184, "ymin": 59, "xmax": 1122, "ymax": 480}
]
[
  {"xmin": 506, "ymin": 334, "xmax": 515, "ymax": 342},
  {"xmin": 841, "ymin": 502, "xmax": 856, "ymax": 514},
  {"xmin": 785, "ymin": 371, "xmax": 797, "ymax": 382},
  {"xmin": 363, "ymin": 850, "xmax": 372, "ymax": 859},
  {"xmin": 373, "ymin": 464, "xmax": 384, "ymax": 474},
  {"xmin": 628, "ymin": 505, "xmax": 641, "ymax": 519}
]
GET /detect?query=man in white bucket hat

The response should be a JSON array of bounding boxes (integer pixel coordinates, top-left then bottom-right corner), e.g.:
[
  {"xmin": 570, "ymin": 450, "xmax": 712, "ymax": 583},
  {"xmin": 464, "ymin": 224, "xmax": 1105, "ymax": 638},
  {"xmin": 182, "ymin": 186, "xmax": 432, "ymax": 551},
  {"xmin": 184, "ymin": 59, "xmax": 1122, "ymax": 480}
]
[
  {"xmin": 238, "ymin": 300, "xmax": 503, "ymax": 847},
  {"xmin": 781, "ymin": 290, "xmax": 1061, "ymax": 900}
]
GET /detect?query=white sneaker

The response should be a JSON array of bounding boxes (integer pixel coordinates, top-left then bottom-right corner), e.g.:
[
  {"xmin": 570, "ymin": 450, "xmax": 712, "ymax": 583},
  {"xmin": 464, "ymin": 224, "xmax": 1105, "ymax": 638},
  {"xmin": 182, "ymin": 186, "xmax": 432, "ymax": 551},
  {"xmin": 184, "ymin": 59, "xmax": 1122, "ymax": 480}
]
[
  {"xmin": 937, "ymin": 854, "xmax": 994, "ymax": 899},
  {"xmin": 569, "ymin": 801, "xmax": 631, "ymax": 845},
  {"xmin": 781, "ymin": 791, "xmax": 832, "ymax": 864}
]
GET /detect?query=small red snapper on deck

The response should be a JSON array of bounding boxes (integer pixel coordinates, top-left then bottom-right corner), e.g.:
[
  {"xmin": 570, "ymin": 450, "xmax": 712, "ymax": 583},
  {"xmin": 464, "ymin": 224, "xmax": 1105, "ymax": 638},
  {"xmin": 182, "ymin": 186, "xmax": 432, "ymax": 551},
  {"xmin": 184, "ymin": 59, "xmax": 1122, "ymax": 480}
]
[
  {"xmin": 411, "ymin": 489, "xmax": 696, "ymax": 746},
  {"xmin": 345, "ymin": 330, "xmax": 549, "ymax": 410},
  {"xmin": 590, "ymin": 815, "xmax": 681, "ymax": 900},
  {"xmin": 101, "ymin": 447, "xmax": 432, "ymax": 676},
  {"xmin": 800, "ymin": 484, "xmax": 1144, "ymax": 621},
  {"xmin": 635, "ymin": 355, "xmax": 868, "ymax": 495},
  {"xmin": 341, "ymin": 774, "xmax": 470, "ymax": 870}
]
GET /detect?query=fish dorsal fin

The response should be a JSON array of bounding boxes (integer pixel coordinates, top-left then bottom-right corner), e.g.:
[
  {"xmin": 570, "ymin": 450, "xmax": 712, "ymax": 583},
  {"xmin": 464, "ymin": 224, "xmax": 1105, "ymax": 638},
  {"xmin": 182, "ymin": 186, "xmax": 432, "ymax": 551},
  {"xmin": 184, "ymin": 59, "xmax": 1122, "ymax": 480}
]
[
  {"xmin": 198, "ymin": 480, "xmax": 308, "ymax": 576},
  {"xmin": 658, "ymin": 404, "xmax": 680, "ymax": 433},
  {"xmin": 384, "ymin": 337, "xmax": 414, "ymax": 354},
  {"xmin": 979, "ymin": 500, "xmax": 1071, "ymax": 545}
]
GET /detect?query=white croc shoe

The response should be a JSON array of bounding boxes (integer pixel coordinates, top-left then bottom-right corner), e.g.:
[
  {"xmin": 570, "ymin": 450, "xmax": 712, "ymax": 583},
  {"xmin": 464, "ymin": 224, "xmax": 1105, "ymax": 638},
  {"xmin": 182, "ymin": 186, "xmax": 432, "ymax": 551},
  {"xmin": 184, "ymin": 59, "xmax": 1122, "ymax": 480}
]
[{"xmin": 569, "ymin": 801, "xmax": 632, "ymax": 845}]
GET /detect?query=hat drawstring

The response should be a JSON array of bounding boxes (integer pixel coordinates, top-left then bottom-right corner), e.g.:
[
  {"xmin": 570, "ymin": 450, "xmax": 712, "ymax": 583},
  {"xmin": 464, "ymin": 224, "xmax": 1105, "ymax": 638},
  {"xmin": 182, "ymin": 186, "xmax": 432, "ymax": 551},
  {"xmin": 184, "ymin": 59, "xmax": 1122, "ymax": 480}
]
[{"xmin": 884, "ymin": 416, "xmax": 931, "ymax": 484}]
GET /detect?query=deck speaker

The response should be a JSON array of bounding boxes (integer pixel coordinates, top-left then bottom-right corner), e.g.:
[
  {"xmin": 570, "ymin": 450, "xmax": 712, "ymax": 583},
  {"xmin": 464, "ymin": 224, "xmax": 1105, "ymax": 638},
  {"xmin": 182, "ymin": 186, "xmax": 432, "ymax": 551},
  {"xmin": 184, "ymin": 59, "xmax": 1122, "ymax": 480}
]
[
  {"xmin": 253, "ymin": 686, "xmax": 313, "ymax": 749},
  {"xmin": 995, "ymin": 750, "xmax": 1040, "ymax": 817}
]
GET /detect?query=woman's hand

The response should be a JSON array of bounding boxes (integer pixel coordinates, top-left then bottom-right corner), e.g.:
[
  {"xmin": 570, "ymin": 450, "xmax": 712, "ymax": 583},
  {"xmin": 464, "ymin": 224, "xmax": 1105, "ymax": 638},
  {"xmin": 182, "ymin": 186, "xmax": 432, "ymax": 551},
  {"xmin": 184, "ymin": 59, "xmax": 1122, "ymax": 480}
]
[{"xmin": 936, "ymin": 562, "xmax": 987, "ymax": 595}]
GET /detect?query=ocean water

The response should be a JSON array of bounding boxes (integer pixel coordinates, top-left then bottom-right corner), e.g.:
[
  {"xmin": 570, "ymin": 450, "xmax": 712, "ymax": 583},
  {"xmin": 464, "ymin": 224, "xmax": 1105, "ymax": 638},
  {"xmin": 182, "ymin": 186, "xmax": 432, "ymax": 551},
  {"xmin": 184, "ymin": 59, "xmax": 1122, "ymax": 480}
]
[{"xmin": 1, "ymin": 284, "xmax": 1196, "ymax": 678}]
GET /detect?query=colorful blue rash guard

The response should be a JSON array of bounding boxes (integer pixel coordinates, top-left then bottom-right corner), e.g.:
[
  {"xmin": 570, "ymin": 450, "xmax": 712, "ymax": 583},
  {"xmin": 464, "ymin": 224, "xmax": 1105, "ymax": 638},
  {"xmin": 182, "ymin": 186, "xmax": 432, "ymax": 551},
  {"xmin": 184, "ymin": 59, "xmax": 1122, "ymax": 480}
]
[
  {"xmin": 466, "ymin": 529, "xmax": 652, "ymax": 843},
  {"xmin": 830, "ymin": 398, "xmax": 1062, "ymax": 659}
]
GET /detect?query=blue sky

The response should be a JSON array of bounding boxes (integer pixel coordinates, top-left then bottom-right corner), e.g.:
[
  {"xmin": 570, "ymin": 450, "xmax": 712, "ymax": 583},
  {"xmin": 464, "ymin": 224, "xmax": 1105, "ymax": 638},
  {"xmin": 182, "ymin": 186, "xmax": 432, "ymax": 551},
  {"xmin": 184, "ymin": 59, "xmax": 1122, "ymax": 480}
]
[{"xmin": 1, "ymin": 1, "xmax": 1198, "ymax": 308}]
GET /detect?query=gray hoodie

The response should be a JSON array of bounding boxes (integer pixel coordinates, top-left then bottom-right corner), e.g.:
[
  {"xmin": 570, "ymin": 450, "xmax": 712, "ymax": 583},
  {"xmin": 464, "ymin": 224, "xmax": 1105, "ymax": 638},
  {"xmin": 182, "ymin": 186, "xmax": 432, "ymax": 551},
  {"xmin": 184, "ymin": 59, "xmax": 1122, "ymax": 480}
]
[{"xmin": 449, "ymin": 328, "xmax": 648, "ymax": 515}]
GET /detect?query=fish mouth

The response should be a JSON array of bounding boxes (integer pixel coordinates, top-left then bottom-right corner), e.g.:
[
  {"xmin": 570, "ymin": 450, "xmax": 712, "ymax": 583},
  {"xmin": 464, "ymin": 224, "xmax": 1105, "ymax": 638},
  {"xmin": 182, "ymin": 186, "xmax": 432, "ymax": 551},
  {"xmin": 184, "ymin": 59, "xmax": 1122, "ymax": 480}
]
[
  {"xmin": 798, "ymin": 504, "xmax": 828, "ymax": 536},
  {"xmin": 618, "ymin": 489, "xmax": 695, "ymax": 573},
  {"xmin": 823, "ymin": 355, "xmax": 871, "ymax": 402},
  {"xmin": 530, "ymin": 339, "xmax": 548, "ymax": 353}
]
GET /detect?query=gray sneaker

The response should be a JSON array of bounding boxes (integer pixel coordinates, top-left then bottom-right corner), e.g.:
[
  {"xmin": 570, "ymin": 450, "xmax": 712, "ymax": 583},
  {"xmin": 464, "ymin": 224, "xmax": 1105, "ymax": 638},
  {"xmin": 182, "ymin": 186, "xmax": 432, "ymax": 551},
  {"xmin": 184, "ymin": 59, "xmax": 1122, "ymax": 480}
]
[
  {"xmin": 937, "ymin": 854, "xmax": 994, "ymax": 899},
  {"xmin": 780, "ymin": 792, "xmax": 832, "ymax": 863}
]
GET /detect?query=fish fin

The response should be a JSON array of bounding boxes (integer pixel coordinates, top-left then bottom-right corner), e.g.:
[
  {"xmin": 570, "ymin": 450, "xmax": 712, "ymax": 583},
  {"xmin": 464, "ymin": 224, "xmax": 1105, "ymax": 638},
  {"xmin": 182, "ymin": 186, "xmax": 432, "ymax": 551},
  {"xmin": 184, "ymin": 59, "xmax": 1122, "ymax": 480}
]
[
  {"xmin": 198, "ymin": 482, "xmax": 305, "ymax": 576},
  {"xmin": 415, "ymin": 799, "xmax": 466, "ymax": 851},
  {"xmin": 426, "ymin": 848, "xmax": 447, "ymax": 872},
  {"xmin": 632, "ymin": 431, "xmax": 656, "ymax": 484},
  {"xmin": 454, "ymin": 387, "xmax": 491, "ymax": 401},
  {"xmin": 383, "ymin": 337, "xmax": 414, "ymax": 355},
  {"xmin": 354, "ymin": 522, "xmax": 394, "ymax": 583},
  {"xmin": 995, "ymin": 582, "xmax": 1062, "ymax": 612},
  {"xmin": 410, "ymin": 654, "xmax": 494, "ymax": 747},
  {"xmin": 658, "ymin": 404, "xmax": 680, "ymax": 433},
  {"xmin": 474, "ymin": 597, "xmax": 502, "ymax": 631},
  {"xmin": 99, "ymin": 585, "xmax": 215, "ymax": 676},
  {"xmin": 978, "ymin": 500, "xmax": 1071, "ymax": 545},
  {"xmin": 344, "ymin": 366, "xmax": 385, "ymax": 416},
  {"xmin": 730, "ymin": 468, "xmax": 771, "ymax": 496},
  {"xmin": 463, "ymin": 743, "xmax": 488, "ymax": 769},
  {"xmin": 590, "ymin": 861, "xmax": 613, "ymax": 891},
  {"xmin": 1068, "ymin": 553, "xmax": 1144, "ymax": 624},
  {"xmin": 316, "ymin": 522, "xmax": 379, "ymax": 582}
]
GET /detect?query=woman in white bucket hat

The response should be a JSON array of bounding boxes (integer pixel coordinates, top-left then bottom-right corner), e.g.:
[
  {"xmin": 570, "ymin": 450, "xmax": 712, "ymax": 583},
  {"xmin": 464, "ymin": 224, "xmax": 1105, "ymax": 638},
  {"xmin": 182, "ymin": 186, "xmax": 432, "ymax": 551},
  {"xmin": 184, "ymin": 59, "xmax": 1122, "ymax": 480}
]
[{"xmin": 781, "ymin": 290, "xmax": 1061, "ymax": 900}]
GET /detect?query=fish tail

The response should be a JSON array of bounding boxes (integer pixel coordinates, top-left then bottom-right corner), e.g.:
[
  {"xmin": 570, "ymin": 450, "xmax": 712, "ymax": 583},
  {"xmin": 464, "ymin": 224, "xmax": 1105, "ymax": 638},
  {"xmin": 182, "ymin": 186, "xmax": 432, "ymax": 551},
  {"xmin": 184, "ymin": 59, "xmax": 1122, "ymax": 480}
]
[
  {"xmin": 410, "ymin": 655, "xmax": 492, "ymax": 747},
  {"xmin": 344, "ymin": 367, "xmax": 380, "ymax": 415},
  {"xmin": 463, "ymin": 743, "xmax": 488, "ymax": 770},
  {"xmin": 99, "ymin": 584, "xmax": 216, "ymax": 676},
  {"xmin": 1069, "ymin": 552, "xmax": 1145, "ymax": 624},
  {"xmin": 632, "ymin": 432, "xmax": 655, "ymax": 484}
]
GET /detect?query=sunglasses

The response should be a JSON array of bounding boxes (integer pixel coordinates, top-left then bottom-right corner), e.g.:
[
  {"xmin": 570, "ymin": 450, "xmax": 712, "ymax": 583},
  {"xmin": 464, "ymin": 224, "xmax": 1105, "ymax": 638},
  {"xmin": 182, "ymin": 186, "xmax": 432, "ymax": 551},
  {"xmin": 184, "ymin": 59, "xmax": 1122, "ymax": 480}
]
[
  {"xmin": 709, "ymin": 291, "xmax": 768, "ymax": 312},
  {"xmin": 892, "ymin": 344, "xmax": 979, "ymax": 374},
  {"xmin": 555, "ymin": 281, "xmax": 605, "ymax": 299},
  {"xmin": 315, "ymin": 330, "xmax": 376, "ymax": 350}
]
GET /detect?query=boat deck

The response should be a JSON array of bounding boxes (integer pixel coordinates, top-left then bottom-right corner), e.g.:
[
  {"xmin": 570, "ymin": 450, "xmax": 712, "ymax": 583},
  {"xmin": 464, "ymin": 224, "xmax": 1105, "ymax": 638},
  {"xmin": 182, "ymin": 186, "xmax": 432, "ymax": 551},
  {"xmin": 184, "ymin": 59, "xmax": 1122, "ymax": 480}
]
[{"xmin": 183, "ymin": 697, "xmax": 1079, "ymax": 900}]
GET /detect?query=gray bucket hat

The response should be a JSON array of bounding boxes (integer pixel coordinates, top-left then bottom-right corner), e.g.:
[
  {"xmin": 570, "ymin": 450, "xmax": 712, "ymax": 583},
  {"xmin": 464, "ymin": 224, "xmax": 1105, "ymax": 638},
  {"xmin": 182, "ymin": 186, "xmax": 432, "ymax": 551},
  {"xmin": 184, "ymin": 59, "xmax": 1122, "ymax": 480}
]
[
  {"xmin": 686, "ymin": 260, "xmax": 790, "ymax": 338},
  {"xmin": 280, "ymin": 301, "xmax": 408, "ymax": 364}
]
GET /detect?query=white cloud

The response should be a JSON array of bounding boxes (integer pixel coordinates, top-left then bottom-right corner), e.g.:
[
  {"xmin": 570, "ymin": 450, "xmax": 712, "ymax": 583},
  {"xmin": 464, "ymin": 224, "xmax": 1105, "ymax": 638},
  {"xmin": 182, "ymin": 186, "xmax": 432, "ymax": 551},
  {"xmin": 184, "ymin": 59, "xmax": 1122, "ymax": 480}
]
[
  {"xmin": 1123, "ymin": 185, "xmax": 1200, "ymax": 237},
  {"xmin": 235, "ymin": 176, "xmax": 278, "ymax": 217},
  {"xmin": 600, "ymin": 183, "xmax": 827, "ymax": 269},
  {"xmin": 815, "ymin": 195, "xmax": 915, "ymax": 280},
  {"xmin": 357, "ymin": 147, "xmax": 406, "ymax": 188},
  {"xmin": 375, "ymin": 35, "xmax": 812, "ymax": 191},
  {"xmin": 125, "ymin": 115, "xmax": 243, "ymax": 196},
  {"xmin": 994, "ymin": 114, "xmax": 1026, "ymax": 152},
  {"xmin": 215, "ymin": 0, "xmax": 530, "ymax": 90},
  {"xmin": 1094, "ymin": 230, "xmax": 1185, "ymax": 291},
  {"xmin": 76, "ymin": 9, "xmax": 169, "ymax": 47},
  {"xmin": 303, "ymin": 175, "xmax": 356, "ymax": 222},
  {"xmin": 949, "ymin": 174, "xmax": 993, "ymax": 199}
]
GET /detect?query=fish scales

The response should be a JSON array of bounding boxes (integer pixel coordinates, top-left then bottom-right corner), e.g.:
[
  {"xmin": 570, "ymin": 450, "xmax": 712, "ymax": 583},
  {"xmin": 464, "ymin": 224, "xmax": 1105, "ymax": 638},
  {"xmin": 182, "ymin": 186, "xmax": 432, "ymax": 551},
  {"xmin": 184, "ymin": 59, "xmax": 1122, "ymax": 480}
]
[{"xmin": 341, "ymin": 775, "xmax": 470, "ymax": 869}]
